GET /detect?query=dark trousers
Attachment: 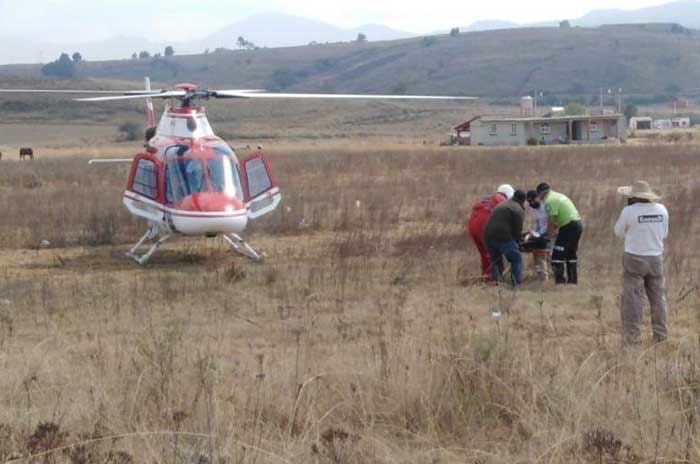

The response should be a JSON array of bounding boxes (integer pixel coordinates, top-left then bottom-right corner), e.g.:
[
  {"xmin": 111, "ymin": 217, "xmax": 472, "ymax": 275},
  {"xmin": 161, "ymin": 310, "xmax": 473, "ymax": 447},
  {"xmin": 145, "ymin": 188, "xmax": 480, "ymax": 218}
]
[
  {"xmin": 486, "ymin": 239, "xmax": 523, "ymax": 285},
  {"xmin": 552, "ymin": 220, "xmax": 583, "ymax": 283}
]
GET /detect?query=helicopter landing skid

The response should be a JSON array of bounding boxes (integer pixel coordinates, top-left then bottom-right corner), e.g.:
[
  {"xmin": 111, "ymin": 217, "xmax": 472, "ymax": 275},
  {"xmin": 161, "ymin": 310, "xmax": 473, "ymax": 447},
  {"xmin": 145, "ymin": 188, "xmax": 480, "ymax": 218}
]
[
  {"xmin": 223, "ymin": 233, "xmax": 265, "ymax": 263},
  {"xmin": 126, "ymin": 226, "xmax": 172, "ymax": 266}
]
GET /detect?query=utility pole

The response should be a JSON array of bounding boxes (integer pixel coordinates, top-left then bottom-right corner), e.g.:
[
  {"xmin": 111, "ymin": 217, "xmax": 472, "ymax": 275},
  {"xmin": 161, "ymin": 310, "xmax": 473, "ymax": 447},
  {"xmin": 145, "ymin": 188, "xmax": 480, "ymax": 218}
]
[{"xmin": 616, "ymin": 88, "xmax": 623, "ymax": 113}]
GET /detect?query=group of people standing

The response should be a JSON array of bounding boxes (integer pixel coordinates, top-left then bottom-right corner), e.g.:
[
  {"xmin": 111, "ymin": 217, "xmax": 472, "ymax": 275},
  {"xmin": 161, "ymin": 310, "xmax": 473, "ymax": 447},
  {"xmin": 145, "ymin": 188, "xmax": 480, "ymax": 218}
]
[
  {"xmin": 467, "ymin": 183, "xmax": 582, "ymax": 286},
  {"xmin": 466, "ymin": 180, "xmax": 669, "ymax": 345}
]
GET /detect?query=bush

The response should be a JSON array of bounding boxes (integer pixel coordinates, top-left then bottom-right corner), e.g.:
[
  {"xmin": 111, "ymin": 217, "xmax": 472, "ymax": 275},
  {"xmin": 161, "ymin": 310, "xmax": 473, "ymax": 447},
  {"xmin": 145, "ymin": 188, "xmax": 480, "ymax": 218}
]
[
  {"xmin": 527, "ymin": 137, "xmax": 539, "ymax": 146},
  {"xmin": 269, "ymin": 68, "xmax": 308, "ymax": 91},
  {"xmin": 423, "ymin": 36, "xmax": 437, "ymax": 47},
  {"xmin": 117, "ymin": 121, "xmax": 142, "ymax": 141},
  {"xmin": 565, "ymin": 102, "xmax": 587, "ymax": 115},
  {"xmin": 41, "ymin": 53, "xmax": 75, "ymax": 79}
]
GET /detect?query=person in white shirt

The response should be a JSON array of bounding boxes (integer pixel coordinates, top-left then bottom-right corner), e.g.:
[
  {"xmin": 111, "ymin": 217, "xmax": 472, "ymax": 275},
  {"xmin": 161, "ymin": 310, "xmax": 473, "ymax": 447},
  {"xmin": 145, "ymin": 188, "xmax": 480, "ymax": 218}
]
[
  {"xmin": 614, "ymin": 180, "xmax": 669, "ymax": 344},
  {"xmin": 521, "ymin": 190, "xmax": 550, "ymax": 280}
]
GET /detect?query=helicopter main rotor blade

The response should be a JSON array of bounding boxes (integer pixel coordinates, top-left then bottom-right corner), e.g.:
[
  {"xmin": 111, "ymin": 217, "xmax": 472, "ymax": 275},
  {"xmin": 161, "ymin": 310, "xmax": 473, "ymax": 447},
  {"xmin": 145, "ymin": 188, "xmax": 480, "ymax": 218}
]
[
  {"xmin": 212, "ymin": 91, "xmax": 478, "ymax": 100},
  {"xmin": 0, "ymin": 89, "xmax": 135, "ymax": 95},
  {"xmin": 76, "ymin": 90, "xmax": 187, "ymax": 102}
]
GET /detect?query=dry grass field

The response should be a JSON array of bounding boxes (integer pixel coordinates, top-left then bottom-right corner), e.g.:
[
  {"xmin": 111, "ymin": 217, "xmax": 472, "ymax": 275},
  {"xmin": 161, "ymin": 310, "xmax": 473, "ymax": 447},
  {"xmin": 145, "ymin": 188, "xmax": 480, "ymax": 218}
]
[{"xmin": 1, "ymin": 141, "xmax": 700, "ymax": 463}]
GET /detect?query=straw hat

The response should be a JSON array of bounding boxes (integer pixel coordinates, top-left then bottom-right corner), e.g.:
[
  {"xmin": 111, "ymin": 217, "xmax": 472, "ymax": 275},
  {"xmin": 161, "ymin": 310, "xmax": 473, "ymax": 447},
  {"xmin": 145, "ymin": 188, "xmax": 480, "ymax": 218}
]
[{"xmin": 617, "ymin": 180, "xmax": 661, "ymax": 201}]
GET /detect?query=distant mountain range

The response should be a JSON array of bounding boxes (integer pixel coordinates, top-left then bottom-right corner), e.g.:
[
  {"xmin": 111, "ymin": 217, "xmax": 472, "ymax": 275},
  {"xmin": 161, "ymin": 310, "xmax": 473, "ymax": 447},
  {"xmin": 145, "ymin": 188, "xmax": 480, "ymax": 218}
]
[
  {"xmin": 461, "ymin": 0, "xmax": 700, "ymax": 31},
  {"xmin": 3, "ymin": 1, "xmax": 700, "ymax": 64}
]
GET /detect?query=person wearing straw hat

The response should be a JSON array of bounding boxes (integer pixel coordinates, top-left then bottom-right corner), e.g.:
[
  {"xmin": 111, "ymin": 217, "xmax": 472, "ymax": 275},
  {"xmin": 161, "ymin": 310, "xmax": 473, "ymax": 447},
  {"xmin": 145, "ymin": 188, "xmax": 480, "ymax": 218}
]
[{"xmin": 614, "ymin": 180, "xmax": 669, "ymax": 344}]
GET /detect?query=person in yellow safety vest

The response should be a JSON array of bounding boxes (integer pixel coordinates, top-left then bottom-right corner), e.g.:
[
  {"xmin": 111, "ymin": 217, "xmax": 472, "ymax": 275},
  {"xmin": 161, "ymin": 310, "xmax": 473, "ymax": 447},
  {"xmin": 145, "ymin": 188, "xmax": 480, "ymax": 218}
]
[{"xmin": 536, "ymin": 183, "xmax": 583, "ymax": 284}]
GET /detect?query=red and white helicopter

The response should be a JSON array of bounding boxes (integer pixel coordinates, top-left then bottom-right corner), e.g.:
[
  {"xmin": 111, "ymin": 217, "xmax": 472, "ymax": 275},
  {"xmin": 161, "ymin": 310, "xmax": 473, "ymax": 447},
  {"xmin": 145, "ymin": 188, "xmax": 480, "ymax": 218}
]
[{"xmin": 0, "ymin": 80, "xmax": 474, "ymax": 264}]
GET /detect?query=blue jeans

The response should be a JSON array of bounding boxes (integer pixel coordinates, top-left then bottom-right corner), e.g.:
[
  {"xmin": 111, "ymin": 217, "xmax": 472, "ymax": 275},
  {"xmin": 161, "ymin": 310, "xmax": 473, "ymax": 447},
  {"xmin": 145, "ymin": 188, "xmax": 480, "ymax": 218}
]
[{"xmin": 486, "ymin": 239, "xmax": 523, "ymax": 285}]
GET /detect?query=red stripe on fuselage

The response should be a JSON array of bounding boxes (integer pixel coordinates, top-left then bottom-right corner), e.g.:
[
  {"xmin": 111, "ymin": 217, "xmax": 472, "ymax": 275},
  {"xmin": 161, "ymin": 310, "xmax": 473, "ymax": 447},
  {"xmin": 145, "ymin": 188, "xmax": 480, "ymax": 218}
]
[{"xmin": 123, "ymin": 191, "xmax": 247, "ymax": 218}]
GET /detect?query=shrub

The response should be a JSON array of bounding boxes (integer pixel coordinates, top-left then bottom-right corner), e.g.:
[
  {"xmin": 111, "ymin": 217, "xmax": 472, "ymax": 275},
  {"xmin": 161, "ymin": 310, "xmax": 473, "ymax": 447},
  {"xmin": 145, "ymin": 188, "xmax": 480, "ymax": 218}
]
[
  {"xmin": 41, "ymin": 53, "xmax": 75, "ymax": 79},
  {"xmin": 423, "ymin": 36, "xmax": 437, "ymax": 47},
  {"xmin": 117, "ymin": 121, "xmax": 141, "ymax": 141}
]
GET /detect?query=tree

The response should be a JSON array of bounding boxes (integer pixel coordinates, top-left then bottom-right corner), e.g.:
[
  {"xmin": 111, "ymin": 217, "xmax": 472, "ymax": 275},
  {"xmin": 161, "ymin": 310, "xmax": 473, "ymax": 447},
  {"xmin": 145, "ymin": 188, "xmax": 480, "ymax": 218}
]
[
  {"xmin": 236, "ymin": 36, "xmax": 256, "ymax": 50},
  {"xmin": 154, "ymin": 52, "xmax": 162, "ymax": 58},
  {"xmin": 559, "ymin": 20, "xmax": 571, "ymax": 28},
  {"xmin": 117, "ymin": 121, "xmax": 141, "ymax": 141},
  {"xmin": 423, "ymin": 36, "xmax": 437, "ymax": 47},
  {"xmin": 138, "ymin": 50, "xmax": 151, "ymax": 59},
  {"xmin": 356, "ymin": 33, "xmax": 367, "ymax": 43},
  {"xmin": 41, "ymin": 53, "xmax": 75, "ymax": 79},
  {"xmin": 71, "ymin": 52, "xmax": 82, "ymax": 63},
  {"xmin": 450, "ymin": 27, "xmax": 460, "ymax": 37},
  {"xmin": 564, "ymin": 102, "xmax": 587, "ymax": 116},
  {"xmin": 131, "ymin": 52, "xmax": 138, "ymax": 59},
  {"xmin": 204, "ymin": 48, "xmax": 210, "ymax": 54},
  {"xmin": 624, "ymin": 104, "xmax": 639, "ymax": 120},
  {"xmin": 164, "ymin": 45, "xmax": 175, "ymax": 57}
]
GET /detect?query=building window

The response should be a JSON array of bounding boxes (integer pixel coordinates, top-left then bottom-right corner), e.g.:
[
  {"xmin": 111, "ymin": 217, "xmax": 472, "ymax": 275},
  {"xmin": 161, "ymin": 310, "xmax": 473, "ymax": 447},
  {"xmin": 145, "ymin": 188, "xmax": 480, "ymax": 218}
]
[
  {"xmin": 590, "ymin": 121, "xmax": 598, "ymax": 132},
  {"xmin": 489, "ymin": 124, "xmax": 497, "ymax": 136},
  {"xmin": 510, "ymin": 123, "xmax": 517, "ymax": 136},
  {"xmin": 540, "ymin": 123, "xmax": 551, "ymax": 135},
  {"xmin": 132, "ymin": 158, "xmax": 158, "ymax": 199}
]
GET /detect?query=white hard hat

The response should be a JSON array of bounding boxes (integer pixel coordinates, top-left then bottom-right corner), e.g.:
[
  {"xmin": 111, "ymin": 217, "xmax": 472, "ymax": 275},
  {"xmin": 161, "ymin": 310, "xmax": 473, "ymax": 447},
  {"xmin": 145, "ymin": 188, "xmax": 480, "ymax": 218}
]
[{"xmin": 497, "ymin": 184, "xmax": 515, "ymax": 199}]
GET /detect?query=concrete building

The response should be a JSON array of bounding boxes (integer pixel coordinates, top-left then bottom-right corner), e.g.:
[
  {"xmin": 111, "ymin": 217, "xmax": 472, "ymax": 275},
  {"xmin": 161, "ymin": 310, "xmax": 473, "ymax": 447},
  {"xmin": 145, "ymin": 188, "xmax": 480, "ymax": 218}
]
[
  {"xmin": 654, "ymin": 117, "xmax": 690, "ymax": 129},
  {"xmin": 460, "ymin": 113, "xmax": 626, "ymax": 146},
  {"xmin": 629, "ymin": 117, "xmax": 653, "ymax": 130}
]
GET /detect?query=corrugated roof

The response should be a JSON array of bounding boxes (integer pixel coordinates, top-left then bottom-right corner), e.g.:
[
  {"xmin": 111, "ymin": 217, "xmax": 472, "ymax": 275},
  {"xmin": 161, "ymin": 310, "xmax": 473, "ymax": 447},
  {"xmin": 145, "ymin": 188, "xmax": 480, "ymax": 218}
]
[{"xmin": 476, "ymin": 114, "xmax": 623, "ymax": 123}]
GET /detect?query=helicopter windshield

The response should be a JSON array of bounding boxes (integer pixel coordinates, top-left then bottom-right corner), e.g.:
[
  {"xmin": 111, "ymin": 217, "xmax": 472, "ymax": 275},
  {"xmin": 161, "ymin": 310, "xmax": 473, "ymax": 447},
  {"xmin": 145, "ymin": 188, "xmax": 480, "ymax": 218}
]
[
  {"xmin": 165, "ymin": 158, "xmax": 206, "ymax": 203},
  {"xmin": 163, "ymin": 144, "xmax": 243, "ymax": 204},
  {"xmin": 207, "ymin": 157, "xmax": 243, "ymax": 199}
]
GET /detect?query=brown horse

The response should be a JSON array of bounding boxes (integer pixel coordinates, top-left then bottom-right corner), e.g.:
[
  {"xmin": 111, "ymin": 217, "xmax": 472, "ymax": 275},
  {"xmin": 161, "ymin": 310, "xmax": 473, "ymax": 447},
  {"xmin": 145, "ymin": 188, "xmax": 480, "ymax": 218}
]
[{"xmin": 19, "ymin": 147, "xmax": 33, "ymax": 160}]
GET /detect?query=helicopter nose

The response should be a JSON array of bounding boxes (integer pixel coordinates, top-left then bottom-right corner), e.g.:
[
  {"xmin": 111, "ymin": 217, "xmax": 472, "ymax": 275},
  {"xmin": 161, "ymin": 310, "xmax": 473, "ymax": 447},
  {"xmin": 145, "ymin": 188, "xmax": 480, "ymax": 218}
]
[
  {"xmin": 170, "ymin": 192, "xmax": 248, "ymax": 236},
  {"xmin": 179, "ymin": 193, "xmax": 244, "ymax": 213}
]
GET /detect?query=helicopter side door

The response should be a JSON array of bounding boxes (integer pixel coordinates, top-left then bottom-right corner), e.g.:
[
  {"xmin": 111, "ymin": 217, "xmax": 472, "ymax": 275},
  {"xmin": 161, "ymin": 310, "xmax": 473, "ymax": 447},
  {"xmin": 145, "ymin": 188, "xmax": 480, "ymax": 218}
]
[
  {"xmin": 124, "ymin": 154, "xmax": 164, "ymax": 223},
  {"xmin": 239, "ymin": 152, "xmax": 281, "ymax": 219}
]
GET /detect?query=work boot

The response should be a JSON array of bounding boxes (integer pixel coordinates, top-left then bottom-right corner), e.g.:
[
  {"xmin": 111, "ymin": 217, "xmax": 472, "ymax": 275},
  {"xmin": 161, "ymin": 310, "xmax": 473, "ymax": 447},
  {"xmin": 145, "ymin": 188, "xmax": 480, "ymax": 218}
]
[
  {"xmin": 552, "ymin": 262, "xmax": 566, "ymax": 284},
  {"xmin": 566, "ymin": 261, "xmax": 578, "ymax": 284}
]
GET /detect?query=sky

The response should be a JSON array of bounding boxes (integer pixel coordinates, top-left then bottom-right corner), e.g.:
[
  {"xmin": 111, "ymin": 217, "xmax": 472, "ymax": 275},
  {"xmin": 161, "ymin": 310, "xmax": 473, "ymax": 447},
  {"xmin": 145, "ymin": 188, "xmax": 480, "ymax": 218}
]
[{"xmin": 0, "ymin": 0, "xmax": 686, "ymax": 43}]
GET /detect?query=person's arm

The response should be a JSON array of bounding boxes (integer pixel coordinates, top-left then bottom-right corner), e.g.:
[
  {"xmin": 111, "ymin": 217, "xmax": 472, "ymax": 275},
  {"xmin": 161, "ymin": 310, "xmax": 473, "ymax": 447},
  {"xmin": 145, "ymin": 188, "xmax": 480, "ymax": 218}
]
[
  {"xmin": 662, "ymin": 206, "xmax": 669, "ymax": 240},
  {"xmin": 544, "ymin": 200, "xmax": 558, "ymax": 237},
  {"xmin": 613, "ymin": 208, "xmax": 627, "ymax": 238}
]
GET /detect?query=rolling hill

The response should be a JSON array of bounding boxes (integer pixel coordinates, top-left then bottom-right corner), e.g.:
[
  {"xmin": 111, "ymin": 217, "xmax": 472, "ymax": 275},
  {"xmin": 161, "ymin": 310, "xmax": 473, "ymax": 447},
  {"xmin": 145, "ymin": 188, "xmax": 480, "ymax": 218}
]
[
  {"xmin": 462, "ymin": 0, "xmax": 700, "ymax": 31},
  {"xmin": 3, "ymin": 24, "xmax": 700, "ymax": 99}
]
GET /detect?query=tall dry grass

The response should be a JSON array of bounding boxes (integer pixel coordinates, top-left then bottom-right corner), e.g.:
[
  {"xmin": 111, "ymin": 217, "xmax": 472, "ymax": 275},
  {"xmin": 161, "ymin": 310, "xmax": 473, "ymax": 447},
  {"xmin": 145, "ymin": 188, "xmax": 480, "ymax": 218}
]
[{"xmin": 1, "ymin": 143, "xmax": 700, "ymax": 463}]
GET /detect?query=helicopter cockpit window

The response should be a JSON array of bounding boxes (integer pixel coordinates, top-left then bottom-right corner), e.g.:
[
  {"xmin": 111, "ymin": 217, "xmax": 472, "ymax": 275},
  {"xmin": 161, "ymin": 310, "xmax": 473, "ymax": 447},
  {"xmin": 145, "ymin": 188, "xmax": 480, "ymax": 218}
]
[
  {"xmin": 165, "ymin": 158, "xmax": 206, "ymax": 203},
  {"xmin": 164, "ymin": 144, "xmax": 191, "ymax": 158},
  {"xmin": 245, "ymin": 156, "xmax": 273, "ymax": 198},
  {"xmin": 207, "ymin": 157, "xmax": 243, "ymax": 199},
  {"xmin": 132, "ymin": 158, "xmax": 158, "ymax": 199},
  {"xmin": 211, "ymin": 143, "xmax": 234, "ymax": 157}
]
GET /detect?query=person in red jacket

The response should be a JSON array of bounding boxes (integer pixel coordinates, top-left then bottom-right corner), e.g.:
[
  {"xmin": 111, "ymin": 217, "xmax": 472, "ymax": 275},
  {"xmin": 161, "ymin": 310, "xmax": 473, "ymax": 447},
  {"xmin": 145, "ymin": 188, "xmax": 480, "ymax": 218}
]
[{"xmin": 467, "ymin": 184, "xmax": 515, "ymax": 281}]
